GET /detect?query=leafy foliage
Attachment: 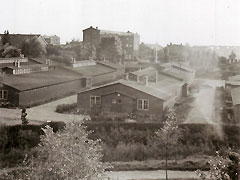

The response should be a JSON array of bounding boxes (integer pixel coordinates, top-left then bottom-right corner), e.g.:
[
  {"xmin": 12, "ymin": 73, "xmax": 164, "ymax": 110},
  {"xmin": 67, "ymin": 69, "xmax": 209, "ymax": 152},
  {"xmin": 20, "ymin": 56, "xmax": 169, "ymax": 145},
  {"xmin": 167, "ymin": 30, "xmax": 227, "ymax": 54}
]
[
  {"xmin": 155, "ymin": 109, "xmax": 182, "ymax": 180},
  {"xmin": 197, "ymin": 150, "xmax": 240, "ymax": 180},
  {"xmin": 99, "ymin": 35, "xmax": 123, "ymax": 62},
  {"xmin": 21, "ymin": 37, "xmax": 46, "ymax": 57},
  {"xmin": 7, "ymin": 122, "xmax": 107, "ymax": 180}
]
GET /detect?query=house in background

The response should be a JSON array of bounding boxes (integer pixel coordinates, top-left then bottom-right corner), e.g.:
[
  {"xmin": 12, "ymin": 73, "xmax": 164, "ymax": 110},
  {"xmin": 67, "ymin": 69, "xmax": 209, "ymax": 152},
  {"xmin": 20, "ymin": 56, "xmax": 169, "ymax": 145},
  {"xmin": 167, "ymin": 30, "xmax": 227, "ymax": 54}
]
[
  {"xmin": 0, "ymin": 67, "xmax": 84, "ymax": 107},
  {"xmin": 65, "ymin": 60, "xmax": 125, "ymax": 86},
  {"xmin": 77, "ymin": 71, "xmax": 184, "ymax": 117},
  {"xmin": 43, "ymin": 35, "xmax": 60, "ymax": 45}
]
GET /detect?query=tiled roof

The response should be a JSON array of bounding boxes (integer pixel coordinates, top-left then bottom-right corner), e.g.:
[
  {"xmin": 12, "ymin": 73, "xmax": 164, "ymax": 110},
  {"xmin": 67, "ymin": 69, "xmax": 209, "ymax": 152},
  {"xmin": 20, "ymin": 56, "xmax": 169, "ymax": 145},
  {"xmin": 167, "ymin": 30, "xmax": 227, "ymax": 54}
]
[
  {"xmin": 3, "ymin": 67, "xmax": 81, "ymax": 91},
  {"xmin": 231, "ymin": 87, "xmax": 240, "ymax": 105}
]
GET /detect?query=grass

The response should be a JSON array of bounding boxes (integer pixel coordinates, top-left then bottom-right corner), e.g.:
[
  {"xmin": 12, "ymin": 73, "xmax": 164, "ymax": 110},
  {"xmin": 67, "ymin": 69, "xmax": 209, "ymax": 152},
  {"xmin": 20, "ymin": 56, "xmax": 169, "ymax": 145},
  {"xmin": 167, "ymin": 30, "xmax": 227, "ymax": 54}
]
[{"xmin": 106, "ymin": 155, "xmax": 210, "ymax": 171}]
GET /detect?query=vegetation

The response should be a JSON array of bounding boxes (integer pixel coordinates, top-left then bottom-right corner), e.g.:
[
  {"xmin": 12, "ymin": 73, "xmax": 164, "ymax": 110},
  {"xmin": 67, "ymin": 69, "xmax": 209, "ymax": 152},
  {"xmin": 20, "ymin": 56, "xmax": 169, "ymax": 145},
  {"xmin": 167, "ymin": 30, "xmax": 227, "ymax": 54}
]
[
  {"xmin": 55, "ymin": 103, "xmax": 77, "ymax": 113},
  {"xmin": 2, "ymin": 122, "xmax": 107, "ymax": 180},
  {"xmin": 197, "ymin": 150, "xmax": 240, "ymax": 180},
  {"xmin": 21, "ymin": 37, "xmax": 46, "ymax": 57},
  {"xmin": 99, "ymin": 35, "xmax": 124, "ymax": 62},
  {"xmin": 155, "ymin": 109, "xmax": 181, "ymax": 180}
]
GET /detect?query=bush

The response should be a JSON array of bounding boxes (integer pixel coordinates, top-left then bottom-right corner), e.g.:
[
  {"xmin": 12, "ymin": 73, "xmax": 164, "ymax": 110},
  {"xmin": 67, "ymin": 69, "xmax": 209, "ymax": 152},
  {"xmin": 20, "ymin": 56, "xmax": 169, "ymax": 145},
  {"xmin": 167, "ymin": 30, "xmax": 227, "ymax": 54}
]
[
  {"xmin": 55, "ymin": 103, "xmax": 77, "ymax": 113},
  {"xmin": 0, "ymin": 122, "xmax": 66, "ymax": 168}
]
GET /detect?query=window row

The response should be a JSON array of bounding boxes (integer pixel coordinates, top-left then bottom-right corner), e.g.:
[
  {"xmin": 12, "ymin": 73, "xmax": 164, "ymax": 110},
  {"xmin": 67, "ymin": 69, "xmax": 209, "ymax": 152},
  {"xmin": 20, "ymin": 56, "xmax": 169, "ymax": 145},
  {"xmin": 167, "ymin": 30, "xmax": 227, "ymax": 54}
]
[{"xmin": 90, "ymin": 96, "xmax": 149, "ymax": 110}]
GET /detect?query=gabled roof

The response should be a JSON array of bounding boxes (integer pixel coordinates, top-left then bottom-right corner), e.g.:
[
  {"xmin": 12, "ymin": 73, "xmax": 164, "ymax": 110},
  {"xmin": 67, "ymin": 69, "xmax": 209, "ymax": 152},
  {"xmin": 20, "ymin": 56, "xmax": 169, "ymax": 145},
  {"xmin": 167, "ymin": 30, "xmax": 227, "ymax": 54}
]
[
  {"xmin": 231, "ymin": 87, "xmax": 240, "ymax": 105},
  {"xmin": 79, "ymin": 79, "xmax": 183, "ymax": 101}
]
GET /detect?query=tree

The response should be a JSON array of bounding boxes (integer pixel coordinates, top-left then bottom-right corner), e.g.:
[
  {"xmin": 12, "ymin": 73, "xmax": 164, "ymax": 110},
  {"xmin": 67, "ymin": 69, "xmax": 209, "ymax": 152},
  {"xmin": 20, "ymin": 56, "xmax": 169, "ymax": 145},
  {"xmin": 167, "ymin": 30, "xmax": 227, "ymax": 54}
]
[
  {"xmin": 197, "ymin": 150, "xmax": 240, "ymax": 180},
  {"xmin": 1, "ymin": 44, "xmax": 21, "ymax": 58},
  {"xmin": 155, "ymin": 109, "xmax": 181, "ymax": 180},
  {"xmin": 5, "ymin": 121, "xmax": 107, "ymax": 180},
  {"xmin": 229, "ymin": 51, "xmax": 236, "ymax": 60},
  {"xmin": 99, "ymin": 35, "xmax": 123, "ymax": 62},
  {"xmin": 1, "ymin": 30, "xmax": 10, "ymax": 45},
  {"xmin": 21, "ymin": 37, "xmax": 46, "ymax": 57}
]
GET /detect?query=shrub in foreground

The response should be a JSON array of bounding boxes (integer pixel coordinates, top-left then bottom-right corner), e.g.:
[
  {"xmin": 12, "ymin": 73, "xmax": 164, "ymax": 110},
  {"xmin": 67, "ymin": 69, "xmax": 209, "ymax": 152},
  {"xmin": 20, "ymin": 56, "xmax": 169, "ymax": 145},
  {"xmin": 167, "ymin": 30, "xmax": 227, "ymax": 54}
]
[{"xmin": 3, "ymin": 121, "xmax": 107, "ymax": 180}]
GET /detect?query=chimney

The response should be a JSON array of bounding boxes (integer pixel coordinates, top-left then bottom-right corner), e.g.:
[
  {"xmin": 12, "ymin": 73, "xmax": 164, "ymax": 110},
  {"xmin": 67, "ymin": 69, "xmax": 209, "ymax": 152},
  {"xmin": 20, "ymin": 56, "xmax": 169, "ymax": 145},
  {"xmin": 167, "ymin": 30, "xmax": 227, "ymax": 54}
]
[
  {"xmin": 45, "ymin": 59, "xmax": 48, "ymax": 65},
  {"xmin": 155, "ymin": 71, "xmax": 158, "ymax": 83},
  {"xmin": 137, "ymin": 75, "xmax": 140, "ymax": 82},
  {"xmin": 144, "ymin": 76, "xmax": 149, "ymax": 86},
  {"xmin": 139, "ymin": 65, "xmax": 142, "ymax": 71}
]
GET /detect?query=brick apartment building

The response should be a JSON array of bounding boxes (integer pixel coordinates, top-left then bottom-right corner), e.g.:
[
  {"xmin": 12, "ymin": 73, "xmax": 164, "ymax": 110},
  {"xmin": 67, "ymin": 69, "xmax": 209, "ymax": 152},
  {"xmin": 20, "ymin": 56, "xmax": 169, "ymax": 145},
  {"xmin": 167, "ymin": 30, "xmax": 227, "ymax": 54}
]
[{"xmin": 82, "ymin": 26, "xmax": 140, "ymax": 61}]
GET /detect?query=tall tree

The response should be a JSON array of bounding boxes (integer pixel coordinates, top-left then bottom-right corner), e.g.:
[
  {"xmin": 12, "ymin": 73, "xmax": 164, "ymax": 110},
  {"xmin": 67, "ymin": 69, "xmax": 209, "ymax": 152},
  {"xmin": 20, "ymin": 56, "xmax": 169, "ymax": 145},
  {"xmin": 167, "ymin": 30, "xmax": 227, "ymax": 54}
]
[
  {"xmin": 155, "ymin": 109, "xmax": 181, "ymax": 180},
  {"xmin": 1, "ymin": 30, "xmax": 10, "ymax": 45},
  {"xmin": 99, "ymin": 35, "xmax": 123, "ymax": 62},
  {"xmin": 21, "ymin": 37, "xmax": 46, "ymax": 57}
]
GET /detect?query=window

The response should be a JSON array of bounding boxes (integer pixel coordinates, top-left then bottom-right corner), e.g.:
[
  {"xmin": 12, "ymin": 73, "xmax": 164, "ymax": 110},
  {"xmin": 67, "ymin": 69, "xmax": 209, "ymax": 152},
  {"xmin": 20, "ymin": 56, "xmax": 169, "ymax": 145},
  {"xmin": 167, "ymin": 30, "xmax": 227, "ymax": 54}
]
[
  {"xmin": 90, "ymin": 96, "xmax": 101, "ymax": 107},
  {"xmin": 137, "ymin": 99, "xmax": 149, "ymax": 110},
  {"xmin": 0, "ymin": 90, "xmax": 8, "ymax": 100}
]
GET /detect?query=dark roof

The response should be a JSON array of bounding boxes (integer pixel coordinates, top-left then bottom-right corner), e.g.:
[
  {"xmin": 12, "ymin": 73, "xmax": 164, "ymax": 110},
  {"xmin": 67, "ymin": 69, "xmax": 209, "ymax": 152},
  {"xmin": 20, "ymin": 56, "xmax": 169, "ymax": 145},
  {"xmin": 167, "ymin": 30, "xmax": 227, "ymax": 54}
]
[
  {"xmin": 97, "ymin": 61, "xmax": 124, "ymax": 70},
  {"xmin": 66, "ymin": 64, "xmax": 115, "ymax": 77},
  {"xmin": 79, "ymin": 79, "xmax": 183, "ymax": 101},
  {"xmin": 3, "ymin": 67, "xmax": 82, "ymax": 91}
]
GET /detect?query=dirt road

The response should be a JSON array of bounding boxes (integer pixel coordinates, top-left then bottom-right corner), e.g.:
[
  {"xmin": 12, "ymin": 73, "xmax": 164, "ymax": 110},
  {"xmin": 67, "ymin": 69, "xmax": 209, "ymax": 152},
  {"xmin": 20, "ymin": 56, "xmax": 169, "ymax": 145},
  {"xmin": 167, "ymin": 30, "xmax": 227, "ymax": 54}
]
[{"xmin": 0, "ymin": 95, "xmax": 88, "ymax": 125}]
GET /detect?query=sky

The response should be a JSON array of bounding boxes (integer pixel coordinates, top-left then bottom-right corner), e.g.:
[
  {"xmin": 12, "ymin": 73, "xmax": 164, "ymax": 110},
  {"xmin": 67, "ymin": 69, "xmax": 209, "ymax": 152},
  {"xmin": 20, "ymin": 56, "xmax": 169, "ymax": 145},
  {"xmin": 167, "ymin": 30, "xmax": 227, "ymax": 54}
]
[{"xmin": 1, "ymin": 0, "xmax": 240, "ymax": 46}]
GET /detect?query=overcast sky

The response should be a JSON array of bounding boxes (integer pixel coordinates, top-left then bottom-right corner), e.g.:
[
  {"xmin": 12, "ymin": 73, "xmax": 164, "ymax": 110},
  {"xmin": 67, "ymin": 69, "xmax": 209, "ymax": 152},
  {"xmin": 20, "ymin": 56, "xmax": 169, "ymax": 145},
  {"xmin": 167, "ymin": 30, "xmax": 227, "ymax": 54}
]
[{"xmin": 1, "ymin": 0, "xmax": 240, "ymax": 46}]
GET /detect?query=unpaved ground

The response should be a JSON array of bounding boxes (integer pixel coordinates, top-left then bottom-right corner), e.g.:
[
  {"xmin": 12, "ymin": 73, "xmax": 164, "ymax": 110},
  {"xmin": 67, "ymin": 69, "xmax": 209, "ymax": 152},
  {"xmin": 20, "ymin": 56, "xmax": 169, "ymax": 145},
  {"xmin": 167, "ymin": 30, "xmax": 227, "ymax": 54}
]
[
  {"xmin": 0, "ymin": 95, "xmax": 88, "ymax": 125},
  {"xmin": 183, "ymin": 79, "xmax": 224, "ymax": 124}
]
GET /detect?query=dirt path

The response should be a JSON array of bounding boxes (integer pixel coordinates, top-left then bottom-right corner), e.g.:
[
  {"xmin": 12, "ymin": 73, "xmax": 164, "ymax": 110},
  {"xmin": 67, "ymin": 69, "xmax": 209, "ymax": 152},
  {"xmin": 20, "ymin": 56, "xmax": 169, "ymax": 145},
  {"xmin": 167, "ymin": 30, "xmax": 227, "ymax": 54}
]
[
  {"xmin": 183, "ymin": 79, "xmax": 224, "ymax": 124},
  {"xmin": 0, "ymin": 95, "xmax": 88, "ymax": 125}
]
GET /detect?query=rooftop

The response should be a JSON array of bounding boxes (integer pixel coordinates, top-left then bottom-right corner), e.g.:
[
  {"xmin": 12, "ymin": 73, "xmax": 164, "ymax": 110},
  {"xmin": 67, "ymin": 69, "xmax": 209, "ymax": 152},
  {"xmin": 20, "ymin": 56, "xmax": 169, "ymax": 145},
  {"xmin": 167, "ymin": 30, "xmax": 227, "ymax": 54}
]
[
  {"xmin": 100, "ymin": 29, "xmax": 135, "ymax": 36},
  {"xmin": 65, "ymin": 64, "xmax": 115, "ymax": 77},
  {"xmin": 97, "ymin": 61, "xmax": 124, "ymax": 70},
  {"xmin": 129, "ymin": 67, "xmax": 156, "ymax": 76},
  {"xmin": 80, "ymin": 79, "xmax": 183, "ymax": 101},
  {"xmin": 3, "ymin": 67, "xmax": 81, "ymax": 91}
]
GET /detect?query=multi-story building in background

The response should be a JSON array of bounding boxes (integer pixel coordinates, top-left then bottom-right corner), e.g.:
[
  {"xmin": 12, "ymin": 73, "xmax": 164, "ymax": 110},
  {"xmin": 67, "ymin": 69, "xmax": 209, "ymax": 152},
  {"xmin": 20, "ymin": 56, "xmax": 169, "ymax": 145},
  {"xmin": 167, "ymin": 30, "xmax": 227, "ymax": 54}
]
[
  {"xmin": 82, "ymin": 26, "xmax": 140, "ymax": 61},
  {"xmin": 43, "ymin": 35, "xmax": 60, "ymax": 45}
]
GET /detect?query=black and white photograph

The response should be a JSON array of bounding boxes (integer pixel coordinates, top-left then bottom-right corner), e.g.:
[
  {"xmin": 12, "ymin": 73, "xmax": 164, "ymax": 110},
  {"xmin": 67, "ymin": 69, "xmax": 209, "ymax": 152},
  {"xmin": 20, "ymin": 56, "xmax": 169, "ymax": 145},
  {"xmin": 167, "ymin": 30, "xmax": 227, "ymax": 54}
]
[{"xmin": 0, "ymin": 0, "xmax": 240, "ymax": 179}]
